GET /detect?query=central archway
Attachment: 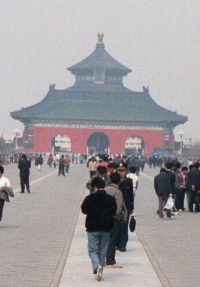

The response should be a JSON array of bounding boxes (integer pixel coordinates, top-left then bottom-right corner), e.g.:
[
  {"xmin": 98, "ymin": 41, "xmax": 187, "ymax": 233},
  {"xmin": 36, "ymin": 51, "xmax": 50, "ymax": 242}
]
[{"xmin": 87, "ymin": 132, "xmax": 110, "ymax": 155}]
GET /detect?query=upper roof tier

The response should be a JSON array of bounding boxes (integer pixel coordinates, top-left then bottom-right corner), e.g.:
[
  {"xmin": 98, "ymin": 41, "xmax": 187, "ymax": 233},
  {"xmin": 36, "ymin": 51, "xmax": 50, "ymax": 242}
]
[{"xmin": 68, "ymin": 33, "xmax": 132, "ymax": 76}]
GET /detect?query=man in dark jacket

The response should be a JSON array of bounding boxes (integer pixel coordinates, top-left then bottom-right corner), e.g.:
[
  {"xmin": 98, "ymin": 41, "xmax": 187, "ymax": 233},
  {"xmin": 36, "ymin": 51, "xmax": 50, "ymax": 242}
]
[
  {"xmin": 154, "ymin": 168, "xmax": 170, "ymax": 218},
  {"xmin": 58, "ymin": 155, "xmax": 65, "ymax": 176},
  {"xmin": 117, "ymin": 162, "xmax": 134, "ymax": 251},
  {"xmin": 81, "ymin": 177, "xmax": 117, "ymax": 281},
  {"xmin": 165, "ymin": 162, "xmax": 176, "ymax": 198},
  {"xmin": 18, "ymin": 154, "xmax": 31, "ymax": 193},
  {"xmin": 187, "ymin": 161, "xmax": 200, "ymax": 212}
]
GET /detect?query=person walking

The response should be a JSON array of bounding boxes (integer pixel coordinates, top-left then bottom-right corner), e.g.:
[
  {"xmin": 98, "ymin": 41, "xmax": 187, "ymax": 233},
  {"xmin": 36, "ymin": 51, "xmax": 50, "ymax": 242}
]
[
  {"xmin": 47, "ymin": 154, "xmax": 53, "ymax": 167},
  {"xmin": 18, "ymin": 154, "xmax": 31, "ymax": 193},
  {"xmin": 126, "ymin": 165, "xmax": 139, "ymax": 202},
  {"xmin": 165, "ymin": 162, "xmax": 176, "ymax": 199},
  {"xmin": 35, "ymin": 154, "xmax": 43, "ymax": 171},
  {"xmin": 175, "ymin": 166, "xmax": 188, "ymax": 211},
  {"xmin": 117, "ymin": 162, "xmax": 134, "ymax": 251},
  {"xmin": 88, "ymin": 157, "xmax": 98, "ymax": 178},
  {"xmin": 81, "ymin": 177, "xmax": 117, "ymax": 281},
  {"xmin": 64, "ymin": 155, "xmax": 70, "ymax": 174},
  {"xmin": 0, "ymin": 165, "xmax": 12, "ymax": 222},
  {"xmin": 86, "ymin": 166, "xmax": 110, "ymax": 193},
  {"xmin": 58, "ymin": 155, "xmax": 65, "ymax": 176},
  {"xmin": 154, "ymin": 168, "xmax": 170, "ymax": 218},
  {"xmin": 187, "ymin": 161, "xmax": 200, "ymax": 212},
  {"xmin": 105, "ymin": 172, "xmax": 127, "ymax": 268}
]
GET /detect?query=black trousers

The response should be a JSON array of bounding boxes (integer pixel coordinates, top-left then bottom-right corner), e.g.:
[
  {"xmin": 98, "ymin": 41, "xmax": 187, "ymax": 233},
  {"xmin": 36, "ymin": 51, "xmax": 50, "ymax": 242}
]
[
  {"xmin": 20, "ymin": 176, "xmax": 30, "ymax": 193},
  {"xmin": 0, "ymin": 199, "xmax": 5, "ymax": 221},
  {"xmin": 58, "ymin": 165, "xmax": 65, "ymax": 176},
  {"xmin": 106, "ymin": 220, "xmax": 121, "ymax": 265},
  {"xmin": 188, "ymin": 190, "xmax": 200, "ymax": 212},
  {"xmin": 175, "ymin": 188, "xmax": 186, "ymax": 210},
  {"xmin": 117, "ymin": 218, "xmax": 129, "ymax": 249},
  {"xmin": 90, "ymin": 171, "xmax": 96, "ymax": 178}
]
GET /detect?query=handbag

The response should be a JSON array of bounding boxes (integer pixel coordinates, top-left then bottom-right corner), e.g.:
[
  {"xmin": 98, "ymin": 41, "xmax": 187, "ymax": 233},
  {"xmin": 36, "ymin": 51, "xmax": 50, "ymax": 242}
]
[
  {"xmin": 0, "ymin": 186, "xmax": 14, "ymax": 202},
  {"xmin": 129, "ymin": 215, "xmax": 136, "ymax": 232},
  {"xmin": 164, "ymin": 194, "xmax": 174, "ymax": 210},
  {"xmin": 0, "ymin": 191, "xmax": 9, "ymax": 202}
]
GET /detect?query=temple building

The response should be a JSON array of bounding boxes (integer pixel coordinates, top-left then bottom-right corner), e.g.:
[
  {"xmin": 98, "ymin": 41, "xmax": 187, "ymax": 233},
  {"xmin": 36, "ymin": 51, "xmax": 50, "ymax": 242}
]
[{"xmin": 11, "ymin": 33, "xmax": 187, "ymax": 155}]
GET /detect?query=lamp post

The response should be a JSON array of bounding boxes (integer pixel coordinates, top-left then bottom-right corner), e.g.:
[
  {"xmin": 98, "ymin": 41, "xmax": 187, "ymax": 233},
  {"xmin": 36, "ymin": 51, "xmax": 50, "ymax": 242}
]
[
  {"xmin": 177, "ymin": 130, "xmax": 185, "ymax": 159},
  {"xmin": 14, "ymin": 128, "xmax": 21, "ymax": 151}
]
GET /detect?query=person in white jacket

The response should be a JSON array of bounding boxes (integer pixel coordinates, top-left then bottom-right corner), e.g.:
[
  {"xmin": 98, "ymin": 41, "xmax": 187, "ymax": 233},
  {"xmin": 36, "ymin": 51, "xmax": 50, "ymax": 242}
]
[
  {"xmin": 0, "ymin": 165, "xmax": 11, "ymax": 222},
  {"xmin": 126, "ymin": 166, "xmax": 139, "ymax": 194}
]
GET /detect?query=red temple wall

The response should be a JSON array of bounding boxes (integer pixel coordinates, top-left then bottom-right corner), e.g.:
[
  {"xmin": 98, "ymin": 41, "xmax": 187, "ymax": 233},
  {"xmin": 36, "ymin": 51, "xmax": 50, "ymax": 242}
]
[{"xmin": 30, "ymin": 126, "xmax": 165, "ymax": 155}]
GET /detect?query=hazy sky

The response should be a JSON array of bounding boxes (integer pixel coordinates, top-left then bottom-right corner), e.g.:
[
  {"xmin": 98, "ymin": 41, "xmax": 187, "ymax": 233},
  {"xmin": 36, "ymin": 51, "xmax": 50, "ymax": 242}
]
[{"xmin": 0, "ymin": 0, "xmax": 199, "ymax": 140}]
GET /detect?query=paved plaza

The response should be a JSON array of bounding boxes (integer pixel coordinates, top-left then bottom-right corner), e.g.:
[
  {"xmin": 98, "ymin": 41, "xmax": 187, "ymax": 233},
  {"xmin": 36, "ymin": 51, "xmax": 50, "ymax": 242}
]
[{"xmin": 1, "ymin": 164, "xmax": 200, "ymax": 287}]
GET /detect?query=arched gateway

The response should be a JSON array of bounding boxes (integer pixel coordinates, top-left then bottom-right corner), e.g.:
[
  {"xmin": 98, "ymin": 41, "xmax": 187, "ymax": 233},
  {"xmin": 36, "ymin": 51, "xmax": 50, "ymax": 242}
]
[
  {"xmin": 51, "ymin": 135, "xmax": 71, "ymax": 154},
  {"xmin": 125, "ymin": 136, "xmax": 145, "ymax": 156},
  {"xmin": 87, "ymin": 132, "xmax": 109, "ymax": 155}
]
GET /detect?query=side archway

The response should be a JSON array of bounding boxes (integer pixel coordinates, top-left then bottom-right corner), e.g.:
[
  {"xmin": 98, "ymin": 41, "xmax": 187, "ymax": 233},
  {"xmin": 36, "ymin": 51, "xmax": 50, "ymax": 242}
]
[
  {"xmin": 87, "ymin": 132, "xmax": 110, "ymax": 155},
  {"xmin": 51, "ymin": 134, "xmax": 71, "ymax": 154},
  {"xmin": 124, "ymin": 135, "xmax": 145, "ymax": 156}
]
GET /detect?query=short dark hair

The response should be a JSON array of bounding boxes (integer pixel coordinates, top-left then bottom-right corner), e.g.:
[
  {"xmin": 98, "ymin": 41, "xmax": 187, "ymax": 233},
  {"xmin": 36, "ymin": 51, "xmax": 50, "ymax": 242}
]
[
  {"xmin": 165, "ymin": 162, "xmax": 174, "ymax": 169},
  {"xmin": 189, "ymin": 164, "xmax": 194, "ymax": 170},
  {"xmin": 109, "ymin": 172, "xmax": 121, "ymax": 184},
  {"xmin": 175, "ymin": 162, "xmax": 181, "ymax": 169},
  {"xmin": 160, "ymin": 168, "xmax": 166, "ymax": 173},
  {"xmin": 194, "ymin": 162, "xmax": 200, "ymax": 168},
  {"xmin": 107, "ymin": 162, "xmax": 115, "ymax": 169},
  {"xmin": 91, "ymin": 177, "xmax": 105, "ymax": 189},
  {"xmin": 22, "ymin": 154, "xmax": 27, "ymax": 160},
  {"xmin": 0, "ymin": 165, "xmax": 4, "ymax": 174},
  {"xmin": 97, "ymin": 166, "xmax": 107, "ymax": 175},
  {"xmin": 129, "ymin": 166, "xmax": 137, "ymax": 173},
  {"xmin": 181, "ymin": 166, "xmax": 188, "ymax": 171}
]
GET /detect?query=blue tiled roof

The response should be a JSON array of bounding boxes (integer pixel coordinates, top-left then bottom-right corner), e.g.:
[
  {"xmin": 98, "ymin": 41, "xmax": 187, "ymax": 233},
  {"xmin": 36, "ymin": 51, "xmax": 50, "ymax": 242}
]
[
  {"xmin": 10, "ymin": 37, "xmax": 187, "ymax": 127},
  {"xmin": 68, "ymin": 42, "xmax": 132, "ymax": 75},
  {"xmin": 11, "ymin": 84, "xmax": 187, "ymax": 125}
]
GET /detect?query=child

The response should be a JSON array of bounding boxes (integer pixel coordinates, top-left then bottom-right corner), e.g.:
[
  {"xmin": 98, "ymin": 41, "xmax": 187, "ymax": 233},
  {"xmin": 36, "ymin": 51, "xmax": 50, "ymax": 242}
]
[{"xmin": 164, "ymin": 194, "xmax": 176, "ymax": 218}]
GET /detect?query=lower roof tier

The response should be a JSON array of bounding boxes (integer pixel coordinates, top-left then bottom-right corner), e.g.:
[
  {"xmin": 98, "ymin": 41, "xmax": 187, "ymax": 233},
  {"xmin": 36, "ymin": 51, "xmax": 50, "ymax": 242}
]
[{"xmin": 11, "ymin": 83, "xmax": 187, "ymax": 127}]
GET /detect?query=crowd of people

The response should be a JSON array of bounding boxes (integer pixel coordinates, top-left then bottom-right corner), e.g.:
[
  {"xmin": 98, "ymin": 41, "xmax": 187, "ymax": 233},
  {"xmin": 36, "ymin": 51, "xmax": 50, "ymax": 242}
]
[
  {"xmin": 1, "ymin": 150, "xmax": 200, "ymax": 283},
  {"xmin": 82, "ymin": 153, "xmax": 139, "ymax": 281},
  {"xmin": 154, "ymin": 159, "xmax": 200, "ymax": 218}
]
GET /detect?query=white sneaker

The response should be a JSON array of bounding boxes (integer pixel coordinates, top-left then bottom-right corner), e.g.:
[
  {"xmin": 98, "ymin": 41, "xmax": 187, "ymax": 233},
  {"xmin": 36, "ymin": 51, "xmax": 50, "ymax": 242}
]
[{"xmin": 96, "ymin": 266, "xmax": 103, "ymax": 281}]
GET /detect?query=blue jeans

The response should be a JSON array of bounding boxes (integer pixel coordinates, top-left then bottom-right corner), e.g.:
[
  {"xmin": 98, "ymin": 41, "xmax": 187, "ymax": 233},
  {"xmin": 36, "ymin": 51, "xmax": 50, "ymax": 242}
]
[{"xmin": 87, "ymin": 231, "xmax": 110, "ymax": 272}]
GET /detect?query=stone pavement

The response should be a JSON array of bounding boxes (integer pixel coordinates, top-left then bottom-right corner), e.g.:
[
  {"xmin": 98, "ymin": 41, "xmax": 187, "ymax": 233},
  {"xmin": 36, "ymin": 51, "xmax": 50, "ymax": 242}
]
[
  {"xmin": 135, "ymin": 168, "xmax": 200, "ymax": 287},
  {"xmin": 1, "ymin": 164, "xmax": 200, "ymax": 287},
  {"xmin": 59, "ymin": 203, "xmax": 163, "ymax": 287},
  {"xmin": 0, "ymin": 163, "xmax": 88, "ymax": 287},
  {"xmin": 59, "ymin": 166, "xmax": 200, "ymax": 287}
]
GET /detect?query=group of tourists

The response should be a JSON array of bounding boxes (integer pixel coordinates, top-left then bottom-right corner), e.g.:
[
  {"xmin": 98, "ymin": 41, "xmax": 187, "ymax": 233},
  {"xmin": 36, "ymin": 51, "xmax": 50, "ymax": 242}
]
[
  {"xmin": 82, "ymin": 153, "xmax": 139, "ymax": 281},
  {"xmin": 3, "ymin": 148, "xmax": 200, "ymax": 283},
  {"xmin": 154, "ymin": 159, "xmax": 200, "ymax": 218}
]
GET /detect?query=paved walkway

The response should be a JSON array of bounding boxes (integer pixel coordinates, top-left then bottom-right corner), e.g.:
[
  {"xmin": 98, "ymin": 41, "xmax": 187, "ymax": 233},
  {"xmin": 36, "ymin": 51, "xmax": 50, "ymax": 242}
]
[
  {"xmin": 59, "ymin": 206, "xmax": 163, "ymax": 287},
  {"xmin": 2, "ymin": 164, "xmax": 200, "ymax": 287},
  {"xmin": 0, "ymin": 164, "xmax": 88, "ymax": 287},
  {"xmin": 59, "ymin": 166, "xmax": 200, "ymax": 287}
]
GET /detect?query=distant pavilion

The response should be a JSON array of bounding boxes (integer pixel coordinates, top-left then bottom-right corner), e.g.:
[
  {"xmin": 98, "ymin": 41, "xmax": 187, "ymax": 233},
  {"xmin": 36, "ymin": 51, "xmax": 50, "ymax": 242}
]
[{"xmin": 11, "ymin": 34, "xmax": 187, "ymax": 155}]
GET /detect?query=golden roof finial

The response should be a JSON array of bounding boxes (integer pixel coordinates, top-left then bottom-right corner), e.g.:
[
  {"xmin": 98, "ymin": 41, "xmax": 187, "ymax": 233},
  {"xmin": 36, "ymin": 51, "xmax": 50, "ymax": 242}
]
[{"xmin": 97, "ymin": 32, "xmax": 104, "ymax": 42}]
